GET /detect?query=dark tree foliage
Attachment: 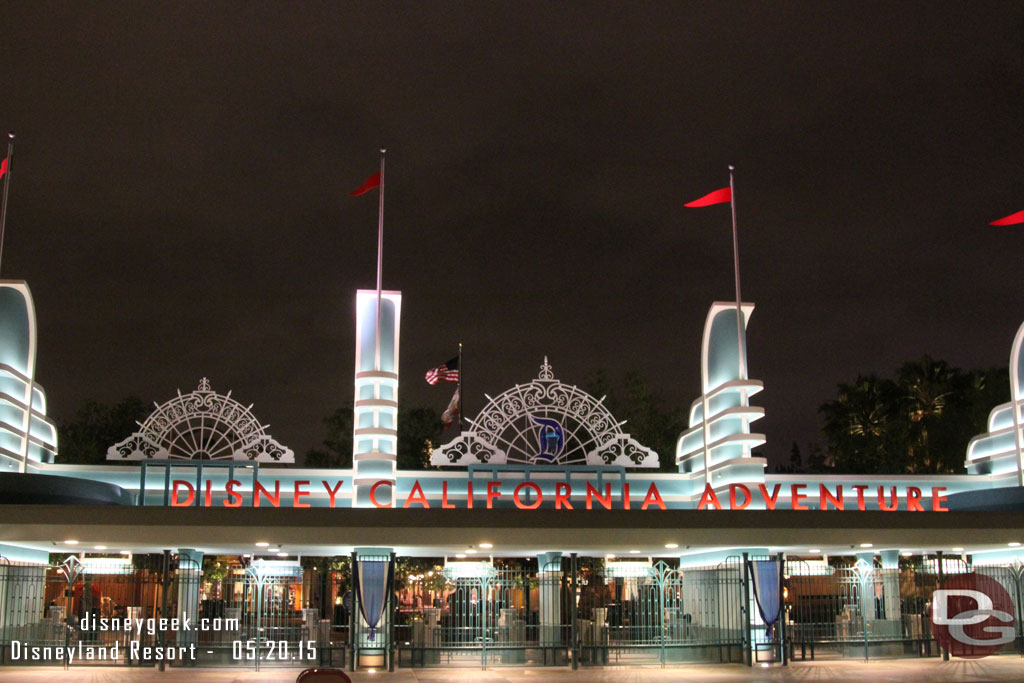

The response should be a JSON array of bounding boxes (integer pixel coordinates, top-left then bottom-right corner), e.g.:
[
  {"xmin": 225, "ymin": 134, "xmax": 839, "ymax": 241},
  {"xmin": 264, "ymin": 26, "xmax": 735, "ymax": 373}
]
[
  {"xmin": 305, "ymin": 402, "xmax": 442, "ymax": 470},
  {"xmin": 584, "ymin": 369, "xmax": 687, "ymax": 472},
  {"xmin": 304, "ymin": 404, "xmax": 353, "ymax": 469},
  {"xmin": 819, "ymin": 356, "xmax": 1008, "ymax": 474},
  {"xmin": 774, "ymin": 442, "xmax": 804, "ymax": 473},
  {"xmin": 397, "ymin": 406, "xmax": 442, "ymax": 470},
  {"xmin": 56, "ymin": 396, "xmax": 150, "ymax": 465}
]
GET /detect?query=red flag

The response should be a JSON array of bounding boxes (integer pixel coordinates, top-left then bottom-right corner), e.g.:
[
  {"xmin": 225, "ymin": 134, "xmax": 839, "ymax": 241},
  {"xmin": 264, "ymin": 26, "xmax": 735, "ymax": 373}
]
[
  {"xmin": 0, "ymin": 157, "xmax": 7, "ymax": 178},
  {"xmin": 685, "ymin": 186, "xmax": 731, "ymax": 207},
  {"xmin": 350, "ymin": 171, "xmax": 381, "ymax": 196},
  {"xmin": 441, "ymin": 388, "xmax": 460, "ymax": 429},
  {"xmin": 990, "ymin": 210, "xmax": 1024, "ymax": 226}
]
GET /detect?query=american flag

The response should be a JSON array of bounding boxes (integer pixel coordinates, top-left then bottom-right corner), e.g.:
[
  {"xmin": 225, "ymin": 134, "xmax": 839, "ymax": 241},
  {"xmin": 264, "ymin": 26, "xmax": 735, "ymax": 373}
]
[{"xmin": 425, "ymin": 357, "xmax": 459, "ymax": 385}]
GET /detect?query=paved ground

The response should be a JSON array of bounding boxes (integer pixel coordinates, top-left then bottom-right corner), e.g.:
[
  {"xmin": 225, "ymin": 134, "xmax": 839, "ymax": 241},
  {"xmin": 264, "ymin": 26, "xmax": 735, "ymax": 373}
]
[{"xmin": 3, "ymin": 658, "xmax": 1024, "ymax": 682}]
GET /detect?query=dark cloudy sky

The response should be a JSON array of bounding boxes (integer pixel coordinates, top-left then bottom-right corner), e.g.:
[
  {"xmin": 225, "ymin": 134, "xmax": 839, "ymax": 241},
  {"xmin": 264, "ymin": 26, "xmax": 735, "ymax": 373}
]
[{"xmin": 2, "ymin": 2, "xmax": 1023, "ymax": 467}]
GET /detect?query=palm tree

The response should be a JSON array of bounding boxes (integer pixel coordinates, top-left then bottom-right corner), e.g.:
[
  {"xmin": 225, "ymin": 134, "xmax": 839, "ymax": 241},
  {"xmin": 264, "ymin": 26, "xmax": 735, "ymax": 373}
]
[
  {"xmin": 820, "ymin": 375, "xmax": 904, "ymax": 473},
  {"xmin": 897, "ymin": 356, "xmax": 964, "ymax": 473}
]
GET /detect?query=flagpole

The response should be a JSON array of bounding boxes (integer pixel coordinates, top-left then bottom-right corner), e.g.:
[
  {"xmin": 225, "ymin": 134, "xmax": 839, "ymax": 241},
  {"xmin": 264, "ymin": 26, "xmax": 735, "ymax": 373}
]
[
  {"xmin": 728, "ymin": 165, "xmax": 747, "ymax": 380},
  {"xmin": 457, "ymin": 342, "xmax": 463, "ymax": 433},
  {"xmin": 0, "ymin": 132, "xmax": 14, "ymax": 278},
  {"xmin": 374, "ymin": 147, "xmax": 386, "ymax": 371}
]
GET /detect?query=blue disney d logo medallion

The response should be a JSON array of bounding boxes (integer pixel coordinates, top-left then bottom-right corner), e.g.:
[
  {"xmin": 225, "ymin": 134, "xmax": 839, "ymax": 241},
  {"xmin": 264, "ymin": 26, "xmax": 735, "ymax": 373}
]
[{"xmin": 531, "ymin": 415, "xmax": 564, "ymax": 462}]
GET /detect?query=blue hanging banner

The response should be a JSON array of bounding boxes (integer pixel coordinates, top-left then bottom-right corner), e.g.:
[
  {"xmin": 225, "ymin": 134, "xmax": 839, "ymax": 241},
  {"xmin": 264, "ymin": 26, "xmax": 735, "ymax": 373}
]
[
  {"xmin": 748, "ymin": 559, "xmax": 782, "ymax": 639},
  {"xmin": 356, "ymin": 559, "xmax": 391, "ymax": 641}
]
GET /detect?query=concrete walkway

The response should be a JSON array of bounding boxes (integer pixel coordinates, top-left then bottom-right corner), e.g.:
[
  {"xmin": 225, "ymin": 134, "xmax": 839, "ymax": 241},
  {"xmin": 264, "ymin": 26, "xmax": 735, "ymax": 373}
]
[{"xmin": 3, "ymin": 658, "xmax": 1024, "ymax": 682}]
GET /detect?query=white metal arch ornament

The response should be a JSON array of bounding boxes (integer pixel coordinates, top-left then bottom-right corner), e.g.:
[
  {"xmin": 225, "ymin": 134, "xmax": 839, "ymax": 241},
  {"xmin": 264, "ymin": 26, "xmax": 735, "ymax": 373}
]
[
  {"xmin": 106, "ymin": 378, "xmax": 294, "ymax": 463},
  {"xmin": 430, "ymin": 358, "xmax": 658, "ymax": 468}
]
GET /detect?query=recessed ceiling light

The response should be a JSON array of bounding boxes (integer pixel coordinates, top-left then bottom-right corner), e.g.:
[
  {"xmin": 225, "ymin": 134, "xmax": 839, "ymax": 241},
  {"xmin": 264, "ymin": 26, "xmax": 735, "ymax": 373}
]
[
  {"xmin": 479, "ymin": 543, "xmax": 493, "ymax": 549},
  {"xmin": 455, "ymin": 553, "xmax": 466, "ymax": 559},
  {"xmin": 255, "ymin": 542, "xmax": 270, "ymax": 547},
  {"xmin": 120, "ymin": 550, "xmax": 131, "ymax": 555},
  {"xmin": 952, "ymin": 547, "xmax": 964, "ymax": 552},
  {"xmin": 664, "ymin": 543, "xmax": 679, "ymax": 549},
  {"xmin": 65, "ymin": 540, "xmax": 78, "ymax": 545},
  {"xmin": 901, "ymin": 551, "xmax": 913, "ymax": 557},
  {"xmin": 809, "ymin": 549, "xmax": 821, "ymax": 553},
  {"xmin": 94, "ymin": 545, "xmax": 107, "ymax": 550},
  {"xmin": 466, "ymin": 549, "xmax": 478, "ymax": 554},
  {"xmin": 859, "ymin": 543, "xmax": 873, "ymax": 548},
  {"xmin": 629, "ymin": 550, "xmax": 640, "ymax": 554},
  {"xmin": 277, "ymin": 552, "xmax": 288, "ymax": 557},
  {"xmin": 605, "ymin": 553, "xmax": 615, "ymax": 559}
]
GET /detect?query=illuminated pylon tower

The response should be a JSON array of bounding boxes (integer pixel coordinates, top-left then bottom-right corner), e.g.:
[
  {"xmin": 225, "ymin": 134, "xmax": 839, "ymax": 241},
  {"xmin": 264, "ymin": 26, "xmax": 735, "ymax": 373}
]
[
  {"xmin": 0, "ymin": 280, "xmax": 58, "ymax": 473},
  {"xmin": 965, "ymin": 320, "xmax": 1024, "ymax": 485},
  {"xmin": 352, "ymin": 289, "xmax": 402, "ymax": 507},
  {"xmin": 676, "ymin": 302, "xmax": 766, "ymax": 493}
]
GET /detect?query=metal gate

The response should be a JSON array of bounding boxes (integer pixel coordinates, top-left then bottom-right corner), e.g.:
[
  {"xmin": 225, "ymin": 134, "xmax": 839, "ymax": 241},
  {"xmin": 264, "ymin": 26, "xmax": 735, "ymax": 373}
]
[
  {"xmin": 0, "ymin": 554, "xmax": 165, "ymax": 668},
  {"xmin": 203, "ymin": 561, "xmax": 317, "ymax": 669},
  {"xmin": 577, "ymin": 557, "xmax": 744, "ymax": 666},
  {"xmin": 404, "ymin": 559, "xmax": 565, "ymax": 668},
  {"xmin": 0, "ymin": 553, "xmax": 326, "ymax": 670},
  {"xmin": 784, "ymin": 555, "xmax": 976, "ymax": 660}
]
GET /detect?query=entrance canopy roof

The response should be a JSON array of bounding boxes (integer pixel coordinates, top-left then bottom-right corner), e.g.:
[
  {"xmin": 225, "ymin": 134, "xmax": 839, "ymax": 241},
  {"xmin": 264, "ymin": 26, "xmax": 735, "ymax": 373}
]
[{"xmin": 2, "ymin": 504, "xmax": 1023, "ymax": 561}]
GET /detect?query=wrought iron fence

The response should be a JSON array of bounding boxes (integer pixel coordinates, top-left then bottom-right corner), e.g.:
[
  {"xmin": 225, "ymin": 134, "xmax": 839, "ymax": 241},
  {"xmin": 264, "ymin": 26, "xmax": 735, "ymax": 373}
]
[
  {"xmin": 0, "ymin": 555, "xmax": 166, "ymax": 667},
  {"xmin": 5, "ymin": 552, "xmax": 1024, "ymax": 670},
  {"xmin": 780, "ymin": 555, "xmax": 1024, "ymax": 661},
  {"xmin": 0, "ymin": 553, "xmax": 342, "ymax": 670},
  {"xmin": 401, "ymin": 557, "xmax": 567, "ymax": 668},
  {"xmin": 576, "ymin": 556, "xmax": 744, "ymax": 666}
]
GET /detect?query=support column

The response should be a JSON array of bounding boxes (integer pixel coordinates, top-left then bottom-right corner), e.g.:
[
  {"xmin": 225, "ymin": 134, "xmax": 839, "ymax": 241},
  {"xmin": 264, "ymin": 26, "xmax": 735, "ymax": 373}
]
[
  {"xmin": 855, "ymin": 551, "xmax": 877, "ymax": 616},
  {"xmin": 352, "ymin": 547, "xmax": 394, "ymax": 670},
  {"xmin": 176, "ymin": 549, "xmax": 203, "ymax": 661},
  {"xmin": 937, "ymin": 551, "xmax": 949, "ymax": 660},
  {"xmin": 855, "ymin": 551, "xmax": 875, "ymax": 660},
  {"xmin": 537, "ymin": 552, "xmax": 562, "ymax": 647},
  {"xmin": 880, "ymin": 550, "xmax": 902, "ymax": 635},
  {"xmin": 352, "ymin": 290, "xmax": 402, "ymax": 507}
]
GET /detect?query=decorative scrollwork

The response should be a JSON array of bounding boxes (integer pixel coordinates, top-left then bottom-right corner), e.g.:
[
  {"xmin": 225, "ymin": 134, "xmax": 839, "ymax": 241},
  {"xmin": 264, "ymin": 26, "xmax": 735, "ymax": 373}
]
[
  {"xmin": 61, "ymin": 555, "xmax": 84, "ymax": 586},
  {"xmin": 431, "ymin": 358, "xmax": 659, "ymax": 468},
  {"xmin": 114, "ymin": 434, "xmax": 167, "ymax": 460},
  {"xmin": 106, "ymin": 378, "xmax": 294, "ymax": 463},
  {"xmin": 237, "ymin": 435, "xmax": 291, "ymax": 462},
  {"xmin": 592, "ymin": 437, "xmax": 655, "ymax": 468},
  {"xmin": 439, "ymin": 435, "xmax": 501, "ymax": 466}
]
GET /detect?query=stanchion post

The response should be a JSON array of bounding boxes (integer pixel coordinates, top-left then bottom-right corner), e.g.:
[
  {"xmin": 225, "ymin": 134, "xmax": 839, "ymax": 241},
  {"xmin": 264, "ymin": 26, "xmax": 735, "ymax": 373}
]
[
  {"xmin": 570, "ymin": 553, "xmax": 578, "ymax": 669},
  {"xmin": 742, "ymin": 552, "xmax": 751, "ymax": 667},
  {"xmin": 936, "ymin": 551, "xmax": 948, "ymax": 661},
  {"xmin": 159, "ymin": 550, "xmax": 170, "ymax": 672},
  {"xmin": 349, "ymin": 551, "xmax": 358, "ymax": 672},
  {"xmin": 778, "ymin": 552, "xmax": 787, "ymax": 666},
  {"xmin": 389, "ymin": 552, "xmax": 396, "ymax": 672}
]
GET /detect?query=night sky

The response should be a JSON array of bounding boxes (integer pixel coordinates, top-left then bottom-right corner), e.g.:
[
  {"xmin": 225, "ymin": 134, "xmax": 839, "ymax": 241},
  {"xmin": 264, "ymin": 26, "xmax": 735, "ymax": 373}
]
[{"xmin": 2, "ymin": 2, "xmax": 1023, "ymax": 468}]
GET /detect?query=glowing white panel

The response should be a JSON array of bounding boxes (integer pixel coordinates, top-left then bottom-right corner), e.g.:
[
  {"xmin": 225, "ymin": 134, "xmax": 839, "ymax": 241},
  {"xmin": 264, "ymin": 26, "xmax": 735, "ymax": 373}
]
[
  {"xmin": 353, "ymin": 290, "xmax": 402, "ymax": 507},
  {"xmin": 605, "ymin": 561, "xmax": 652, "ymax": 578},
  {"xmin": 442, "ymin": 561, "xmax": 494, "ymax": 579},
  {"xmin": 82, "ymin": 558, "xmax": 132, "ymax": 575},
  {"xmin": 249, "ymin": 559, "xmax": 303, "ymax": 577}
]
